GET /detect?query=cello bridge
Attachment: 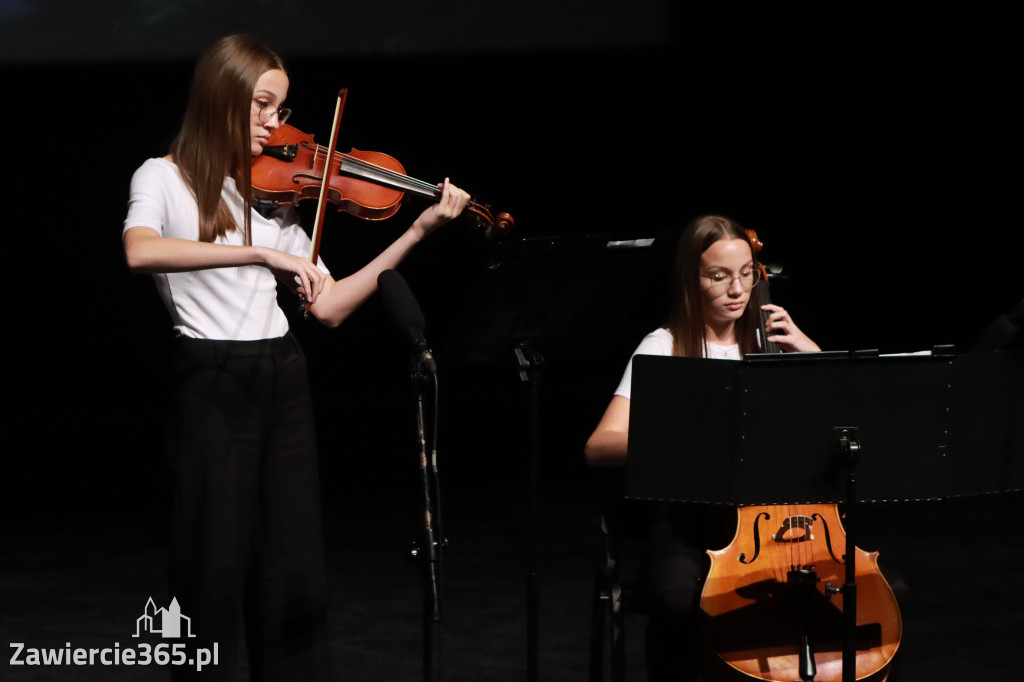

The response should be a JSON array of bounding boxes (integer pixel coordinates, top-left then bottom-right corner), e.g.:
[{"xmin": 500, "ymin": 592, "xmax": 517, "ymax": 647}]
[{"xmin": 772, "ymin": 515, "xmax": 815, "ymax": 543}]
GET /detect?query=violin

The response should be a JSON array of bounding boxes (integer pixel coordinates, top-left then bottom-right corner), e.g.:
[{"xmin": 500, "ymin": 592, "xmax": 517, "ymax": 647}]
[
  {"xmin": 698, "ymin": 231, "xmax": 902, "ymax": 682},
  {"xmin": 250, "ymin": 123, "xmax": 514, "ymax": 239}
]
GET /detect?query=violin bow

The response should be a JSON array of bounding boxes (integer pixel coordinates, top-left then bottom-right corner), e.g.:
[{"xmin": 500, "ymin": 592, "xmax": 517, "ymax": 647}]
[{"xmin": 304, "ymin": 88, "xmax": 348, "ymax": 316}]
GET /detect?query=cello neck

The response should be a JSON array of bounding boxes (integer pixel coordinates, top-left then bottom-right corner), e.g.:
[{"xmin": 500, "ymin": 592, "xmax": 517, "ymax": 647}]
[
  {"xmin": 745, "ymin": 229, "xmax": 781, "ymax": 354},
  {"xmin": 754, "ymin": 263, "xmax": 782, "ymax": 354}
]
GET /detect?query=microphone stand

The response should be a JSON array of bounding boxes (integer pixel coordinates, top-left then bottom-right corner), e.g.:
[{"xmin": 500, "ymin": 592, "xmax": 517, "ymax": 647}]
[
  {"xmin": 377, "ymin": 268, "xmax": 444, "ymax": 681},
  {"xmin": 514, "ymin": 338, "xmax": 543, "ymax": 682},
  {"xmin": 408, "ymin": 349, "xmax": 442, "ymax": 682}
]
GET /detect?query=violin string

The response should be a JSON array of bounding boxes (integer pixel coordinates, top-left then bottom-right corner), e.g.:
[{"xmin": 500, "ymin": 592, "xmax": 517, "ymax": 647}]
[
  {"xmin": 311, "ymin": 144, "xmax": 328, "ymax": 176},
  {"xmin": 314, "ymin": 144, "xmax": 441, "ymax": 195},
  {"xmin": 291, "ymin": 142, "xmax": 493, "ymax": 224},
  {"xmin": 350, "ymin": 157, "xmax": 440, "ymax": 194},
  {"xmin": 309, "ymin": 144, "xmax": 497, "ymax": 217},
  {"xmin": 342, "ymin": 153, "xmax": 432, "ymax": 190}
]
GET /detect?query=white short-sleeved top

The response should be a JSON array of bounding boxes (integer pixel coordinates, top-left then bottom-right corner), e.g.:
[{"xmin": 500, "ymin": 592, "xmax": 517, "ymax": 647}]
[
  {"xmin": 614, "ymin": 328, "xmax": 741, "ymax": 399},
  {"xmin": 123, "ymin": 158, "xmax": 329, "ymax": 340}
]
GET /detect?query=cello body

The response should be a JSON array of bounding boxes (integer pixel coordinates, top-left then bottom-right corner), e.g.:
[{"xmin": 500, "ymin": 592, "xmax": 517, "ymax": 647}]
[
  {"xmin": 698, "ymin": 231, "xmax": 902, "ymax": 681},
  {"xmin": 700, "ymin": 505, "xmax": 901, "ymax": 681}
]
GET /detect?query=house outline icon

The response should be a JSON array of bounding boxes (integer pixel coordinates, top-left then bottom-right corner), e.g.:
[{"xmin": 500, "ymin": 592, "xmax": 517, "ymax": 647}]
[{"xmin": 133, "ymin": 597, "xmax": 196, "ymax": 638}]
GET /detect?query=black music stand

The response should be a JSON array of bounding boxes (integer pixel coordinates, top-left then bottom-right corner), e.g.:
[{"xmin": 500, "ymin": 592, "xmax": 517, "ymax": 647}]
[
  {"xmin": 441, "ymin": 233, "xmax": 675, "ymax": 367},
  {"xmin": 625, "ymin": 350, "xmax": 1023, "ymax": 682},
  {"xmin": 440, "ymin": 232, "xmax": 674, "ymax": 681}
]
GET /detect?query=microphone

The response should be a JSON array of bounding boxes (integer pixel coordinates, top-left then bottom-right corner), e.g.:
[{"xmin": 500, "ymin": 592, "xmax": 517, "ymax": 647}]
[{"xmin": 377, "ymin": 269, "xmax": 436, "ymax": 372}]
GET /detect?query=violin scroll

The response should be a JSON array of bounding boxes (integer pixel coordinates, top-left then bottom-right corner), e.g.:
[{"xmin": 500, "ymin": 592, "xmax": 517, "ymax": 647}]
[{"xmin": 464, "ymin": 203, "xmax": 514, "ymax": 239}]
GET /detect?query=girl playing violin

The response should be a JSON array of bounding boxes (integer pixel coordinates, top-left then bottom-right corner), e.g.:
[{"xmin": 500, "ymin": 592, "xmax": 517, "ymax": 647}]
[
  {"xmin": 585, "ymin": 215, "xmax": 819, "ymax": 680},
  {"xmin": 122, "ymin": 34, "xmax": 469, "ymax": 680}
]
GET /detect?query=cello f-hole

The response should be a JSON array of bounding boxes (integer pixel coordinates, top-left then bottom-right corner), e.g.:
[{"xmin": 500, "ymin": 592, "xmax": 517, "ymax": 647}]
[
  {"xmin": 738, "ymin": 510, "xmax": 771, "ymax": 564},
  {"xmin": 811, "ymin": 512, "xmax": 845, "ymax": 565}
]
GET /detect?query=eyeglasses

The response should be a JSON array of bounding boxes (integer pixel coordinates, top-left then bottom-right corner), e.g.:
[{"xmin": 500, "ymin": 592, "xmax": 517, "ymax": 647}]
[
  {"xmin": 252, "ymin": 98, "xmax": 292, "ymax": 124},
  {"xmin": 700, "ymin": 265, "xmax": 763, "ymax": 292}
]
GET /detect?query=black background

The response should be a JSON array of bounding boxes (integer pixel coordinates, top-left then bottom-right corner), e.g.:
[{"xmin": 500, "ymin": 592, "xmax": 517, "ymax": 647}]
[{"xmin": 5, "ymin": 5, "xmax": 1020, "ymax": 508}]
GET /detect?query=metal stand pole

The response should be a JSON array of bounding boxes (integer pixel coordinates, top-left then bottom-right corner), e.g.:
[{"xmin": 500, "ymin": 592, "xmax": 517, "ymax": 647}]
[{"xmin": 515, "ymin": 339, "xmax": 544, "ymax": 682}]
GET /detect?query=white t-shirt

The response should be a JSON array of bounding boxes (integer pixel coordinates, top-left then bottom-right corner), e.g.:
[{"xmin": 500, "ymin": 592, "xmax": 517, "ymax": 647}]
[
  {"xmin": 614, "ymin": 328, "xmax": 741, "ymax": 399},
  {"xmin": 123, "ymin": 158, "xmax": 329, "ymax": 340}
]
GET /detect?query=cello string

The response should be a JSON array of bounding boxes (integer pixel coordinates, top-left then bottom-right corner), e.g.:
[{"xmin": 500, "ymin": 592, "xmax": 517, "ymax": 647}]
[
  {"xmin": 798, "ymin": 504, "xmax": 807, "ymax": 572},
  {"xmin": 753, "ymin": 248, "xmax": 799, "ymax": 575},
  {"xmin": 779, "ymin": 504, "xmax": 789, "ymax": 574},
  {"xmin": 791, "ymin": 508, "xmax": 799, "ymax": 579},
  {"xmin": 785, "ymin": 504, "xmax": 795, "ymax": 576},
  {"xmin": 773, "ymin": 508, "xmax": 787, "ymax": 582}
]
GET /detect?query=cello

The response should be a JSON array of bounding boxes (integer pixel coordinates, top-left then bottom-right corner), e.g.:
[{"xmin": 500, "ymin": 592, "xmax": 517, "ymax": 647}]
[{"xmin": 698, "ymin": 232, "xmax": 902, "ymax": 682}]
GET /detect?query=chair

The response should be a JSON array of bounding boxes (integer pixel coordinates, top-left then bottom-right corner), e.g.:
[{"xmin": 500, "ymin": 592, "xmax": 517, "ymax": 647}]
[{"xmin": 588, "ymin": 472, "xmax": 651, "ymax": 682}]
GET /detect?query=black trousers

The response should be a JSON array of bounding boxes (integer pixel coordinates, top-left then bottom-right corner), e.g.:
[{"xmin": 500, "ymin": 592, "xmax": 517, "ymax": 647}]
[
  {"xmin": 642, "ymin": 505, "xmax": 733, "ymax": 682},
  {"xmin": 166, "ymin": 333, "xmax": 331, "ymax": 681}
]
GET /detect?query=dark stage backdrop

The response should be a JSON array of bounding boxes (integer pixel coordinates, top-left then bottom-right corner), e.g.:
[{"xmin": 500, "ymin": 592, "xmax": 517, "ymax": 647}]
[
  {"xmin": 0, "ymin": 0, "xmax": 673, "ymax": 64},
  {"xmin": 3, "ymin": 7, "xmax": 1020, "ymax": 523}
]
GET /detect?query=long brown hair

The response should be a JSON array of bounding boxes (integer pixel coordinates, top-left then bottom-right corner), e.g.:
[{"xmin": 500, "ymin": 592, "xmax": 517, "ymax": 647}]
[
  {"xmin": 668, "ymin": 215, "xmax": 759, "ymax": 358},
  {"xmin": 169, "ymin": 35, "xmax": 285, "ymax": 244}
]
